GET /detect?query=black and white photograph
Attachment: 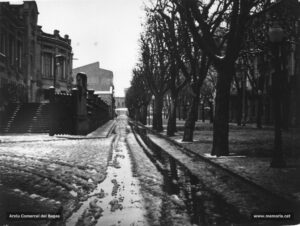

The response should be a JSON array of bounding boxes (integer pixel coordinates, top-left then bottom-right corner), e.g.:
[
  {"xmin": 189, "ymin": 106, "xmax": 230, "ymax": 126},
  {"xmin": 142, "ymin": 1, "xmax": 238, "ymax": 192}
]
[{"xmin": 0, "ymin": 0, "xmax": 299, "ymax": 225}]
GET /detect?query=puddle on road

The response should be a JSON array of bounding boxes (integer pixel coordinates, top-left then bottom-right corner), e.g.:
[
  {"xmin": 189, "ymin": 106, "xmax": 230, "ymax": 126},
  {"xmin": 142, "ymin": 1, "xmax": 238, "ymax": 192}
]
[{"xmin": 66, "ymin": 126, "xmax": 148, "ymax": 226}]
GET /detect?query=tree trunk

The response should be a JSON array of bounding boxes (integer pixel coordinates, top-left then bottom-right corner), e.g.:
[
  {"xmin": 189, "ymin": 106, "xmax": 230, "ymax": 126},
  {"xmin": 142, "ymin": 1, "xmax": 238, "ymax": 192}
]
[
  {"xmin": 152, "ymin": 99, "xmax": 156, "ymax": 129},
  {"xmin": 271, "ymin": 72, "xmax": 285, "ymax": 167},
  {"xmin": 177, "ymin": 104, "xmax": 181, "ymax": 120},
  {"xmin": 140, "ymin": 104, "xmax": 148, "ymax": 125},
  {"xmin": 296, "ymin": 51, "xmax": 300, "ymax": 127},
  {"xmin": 201, "ymin": 102, "xmax": 205, "ymax": 122},
  {"xmin": 135, "ymin": 108, "xmax": 140, "ymax": 122},
  {"xmin": 167, "ymin": 93, "xmax": 178, "ymax": 136},
  {"xmin": 182, "ymin": 85, "xmax": 200, "ymax": 142},
  {"xmin": 153, "ymin": 95, "xmax": 164, "ymax": 132},
  {"xmin": 281, "ymin": 79, "xmax": 290, "ymax": 130},
  {"xmin": 211, "ymin": 64, "xmax": 234, "ymax": 156},
  {"xmin": 209, "ymin": 100, "xmax": 214, "ymax": 123},
  {"xmin": 236, "ymin": 91, "xmax": 242, "ymax": 126},
  {"xmin": 256, "ymin": 95, "xmax": 263, "ymax": 129},
  {"xmin": 270, "ymin": 43, "xmax": 285, "ymax": 167}
]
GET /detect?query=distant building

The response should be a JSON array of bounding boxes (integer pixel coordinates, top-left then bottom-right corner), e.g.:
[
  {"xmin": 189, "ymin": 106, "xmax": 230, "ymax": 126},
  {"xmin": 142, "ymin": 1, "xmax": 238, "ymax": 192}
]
[
  {"xmin": 72, "ymin": 62, "xmax": 115, "ymax": 116},
  {"xmin": 0, "ymin": 1, "xmax": 73, "ymax": 105},
  {"xmin": 115, "ymin": 97, "xmax": 125, "ymax": 108},
  {"xmin": 72, "ymin": 62, "xmax": 113, "ymax": 92}
]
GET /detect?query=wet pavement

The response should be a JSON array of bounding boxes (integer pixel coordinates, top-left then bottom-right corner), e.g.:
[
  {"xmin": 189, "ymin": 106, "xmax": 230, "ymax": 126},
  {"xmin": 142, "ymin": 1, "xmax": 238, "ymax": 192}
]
[
  {"xmin": 136, "ymin": 122, "xmax": 300, "ymax": 225},
  {"xmin": 66, "ymin": 116, "xmax": 148, "ymax": 226},
  {"xmin": 0, "ymin": 117, "xmax": 152, "ymax": 226}
]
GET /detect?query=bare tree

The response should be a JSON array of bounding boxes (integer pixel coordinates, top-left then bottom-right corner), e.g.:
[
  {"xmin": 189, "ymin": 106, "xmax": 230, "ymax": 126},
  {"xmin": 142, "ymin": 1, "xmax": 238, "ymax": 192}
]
[
  {"xmin": 125, "ymin": 67, "xmax": 151, "ymax": 124},
  {"xmin": 174, "ymin": 0, "xmax": 273, "ymax": 156},
  {"xmin": 141, "ymin": 14, "xmax": 170, "ymax": 131},
  {"xmin": 152, "ymin": 1, "xmax": 188, "ymax": 136},
  {"xmin": 154, "ymin": 0, "xmax": 211, "ymax": 141}
]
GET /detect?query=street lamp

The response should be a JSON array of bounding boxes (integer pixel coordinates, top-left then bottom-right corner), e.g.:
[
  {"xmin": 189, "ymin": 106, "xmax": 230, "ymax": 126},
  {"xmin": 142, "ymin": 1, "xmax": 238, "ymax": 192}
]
[
  {"xmin": 53, "ymin": 55, "xmax": 64, "ymax": 90},
  {"xmin": 268, "ymin": 21, "xmax": 286, "ymax": 168},
  {"xmin": 184, "ymin": 101, "xmax": 190, "ymax": 120},
  {"xmin": 152, "ymin": 95, "xmax": 155, "ymax": 127},
  {"xmin": 200, "ymin": 100, "xmax": 205, "ymax": 122},
  {"xmin": 209, "ymin": 97, "xmax": 214, "ymax": 123},
  {"xmin": 257, "ymin": 89, "xmax": 263, "ymax": 129}
]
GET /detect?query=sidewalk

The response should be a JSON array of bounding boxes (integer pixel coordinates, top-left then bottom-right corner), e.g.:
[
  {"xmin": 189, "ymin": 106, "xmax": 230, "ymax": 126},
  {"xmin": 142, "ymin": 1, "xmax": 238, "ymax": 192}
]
[
  {"xmin": 57, "ymin": 120, "xmax": 116, "ymax": 139},
  {"xmin": 144, "ymin": 122, "xmax": 300, "ymax": 206},
  {"xmin": 0, "ymin": 120, "xmax": 116, "ymax": 143},
  {"xmin": 87, "ymin": 120, "xmax": 116, "ymax": 138}
]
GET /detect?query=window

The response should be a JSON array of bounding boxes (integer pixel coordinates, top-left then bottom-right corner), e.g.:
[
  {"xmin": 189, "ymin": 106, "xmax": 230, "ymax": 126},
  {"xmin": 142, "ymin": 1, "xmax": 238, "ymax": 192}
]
[
  {"xmin": 0, "ymin": 33, "xmax": 6, "ymax": 55},
  {"xmin": 59, "ymin": 59, "xmax": 65, "ymax": 80},
  {"xmin": 42, "ymin": 52, "xmax": 53, "ymax": 78},
  {"xmin": 17, "ymin": 41, "xmax": 22, "ymax": 69},
  {"xmin": 8, "ymin": 35, "xmax": 14, "ymax": 65},
  {"xmin": 56, "ymin": 58, "xmax": 65, "ymax": 80}
]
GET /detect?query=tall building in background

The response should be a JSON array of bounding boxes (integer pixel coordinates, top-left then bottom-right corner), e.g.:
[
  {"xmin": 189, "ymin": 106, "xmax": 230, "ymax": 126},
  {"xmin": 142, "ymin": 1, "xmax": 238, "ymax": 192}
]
[
  {"xmin": 0, "ymin": 1, "xmax": 73, "ymax": 106},
  {"xmin": 72, "ymin": 61, "xmax": 115, "ymax": 115},
  {"xmin": 72, "ymin": 62, "xmax": 113, "ymax": 92}
]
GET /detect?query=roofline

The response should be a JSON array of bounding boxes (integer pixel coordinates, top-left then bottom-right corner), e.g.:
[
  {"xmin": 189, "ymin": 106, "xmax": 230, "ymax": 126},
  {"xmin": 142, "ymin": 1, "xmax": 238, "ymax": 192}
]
[{"xmin": 73, "ymin": 62, "xmax": 99, "ymax": 70}]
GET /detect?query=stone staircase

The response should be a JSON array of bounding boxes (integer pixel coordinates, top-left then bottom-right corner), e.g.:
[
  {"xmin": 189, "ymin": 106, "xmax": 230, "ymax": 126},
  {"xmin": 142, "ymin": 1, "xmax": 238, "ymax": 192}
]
[
  {"xmin": 28, "ymin": 103, "xmax": 51, "ymax": 133},
  {"xmin": 0, "ymin": 103, "xmax": 51, "ymax": 133},
  {"xmin": 0, "ymin": 104, "xmax": 21, "ymax": 133}
]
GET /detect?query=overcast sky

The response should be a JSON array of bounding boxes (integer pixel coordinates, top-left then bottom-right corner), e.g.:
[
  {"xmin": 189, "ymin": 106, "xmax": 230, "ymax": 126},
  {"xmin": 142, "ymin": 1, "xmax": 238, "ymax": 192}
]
[{"xmin": 33, "ymin": 0, "xmax": 146, "ymax": 97}]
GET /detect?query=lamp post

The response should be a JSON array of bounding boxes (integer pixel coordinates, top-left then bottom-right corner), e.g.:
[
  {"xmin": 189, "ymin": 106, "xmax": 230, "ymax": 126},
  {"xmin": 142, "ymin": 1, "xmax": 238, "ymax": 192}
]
[
  {"xmin": 242, "ymin": 60, "xmax": 247, "ymax": 126},
  {"xmin": 184, "ymin": 101, "xmax": 190, "ymax": 120},
  {"xmin": 147, "ymin": 104, "xmax": 150, "ymax": 125},
  {"xmin": 209, "ymin": 97, "xmax": 214, "ymax": 123},
  {"xmin": 257, "ymin": 89, "xmax": 263, "ymax": 129},
  {"xmin": 152, "ymin": 95, "xmax": 155, "ymax": 128},
  {"xmin": 201, "ymin": 100, "xmax": 205, "ymax": 122},
  {"xmin": 53, "ymin": 55, "xmax": 64, "ymax": 90},
  {"xmin": 268, "ymin": 22, "xmax": 286, "ymax": 168}
]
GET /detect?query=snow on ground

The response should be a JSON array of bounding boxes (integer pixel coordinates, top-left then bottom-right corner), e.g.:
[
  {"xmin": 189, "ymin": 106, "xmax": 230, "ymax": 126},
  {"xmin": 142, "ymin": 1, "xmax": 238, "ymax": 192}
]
[
  {"xmin": 0, "ymin": 136, "xmax": 114, "ymax": 224},
  {"xmin": 127, "ymin": 126, "xmax": 192, "ymax": 226}
]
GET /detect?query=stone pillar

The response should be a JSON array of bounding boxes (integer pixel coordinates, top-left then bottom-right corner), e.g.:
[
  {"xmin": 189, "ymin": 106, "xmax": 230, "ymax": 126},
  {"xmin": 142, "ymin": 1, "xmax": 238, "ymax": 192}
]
[
  {"xmin": 74, "ymin": 73, "xmax": 88, "ymax": 135},
  {"xmin": 71, "ymin": 88, "xmax": 78, "ymax": 134},
  {"xmin": 87, "ymin": 89, "xmax": 95, "ymax": 100},
  {"xmin": 48, "ymin": 86, "xmax": 56, "ymax": 136},
  {"xmin": 48, "ymin": 86, "xmax": 55, "ymax": 103}
]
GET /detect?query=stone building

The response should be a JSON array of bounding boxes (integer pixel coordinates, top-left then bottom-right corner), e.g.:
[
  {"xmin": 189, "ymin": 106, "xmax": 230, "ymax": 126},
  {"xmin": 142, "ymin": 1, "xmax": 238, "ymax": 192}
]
[
  {"xmin": 36, "ymin": 28, "xmax": 73, "ymax": 102},
  {"xmin": 0, "ymin": 1, "xmax": 73, "ymax": 106}
]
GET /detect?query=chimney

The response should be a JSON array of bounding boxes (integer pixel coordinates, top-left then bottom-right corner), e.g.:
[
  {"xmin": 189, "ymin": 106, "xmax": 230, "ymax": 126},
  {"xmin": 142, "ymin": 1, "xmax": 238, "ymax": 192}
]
[{"xmin": 54, "ymin": 30, "xmax": 60, "ymax": 36}]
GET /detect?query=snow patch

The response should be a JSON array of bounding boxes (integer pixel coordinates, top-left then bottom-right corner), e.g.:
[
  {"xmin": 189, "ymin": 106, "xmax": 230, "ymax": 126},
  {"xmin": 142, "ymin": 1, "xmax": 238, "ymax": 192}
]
[
  {"xmin": 69, "ymin": 190, "xmax": 78, "ymax": 197},
  {"xmin": 29, "ymin": 194, "xmax": 40, "ymax": 199}
]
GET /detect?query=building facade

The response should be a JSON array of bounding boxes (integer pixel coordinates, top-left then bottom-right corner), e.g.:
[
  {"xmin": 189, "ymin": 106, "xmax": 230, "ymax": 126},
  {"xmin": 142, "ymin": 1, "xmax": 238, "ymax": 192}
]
[
  {"xmin": 36, "ymin": 28, "xmax": 73, "ymax": 102},
  {"xmin": 0, "ymin": 1, "xmax": 73, "ymax": 106}
]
